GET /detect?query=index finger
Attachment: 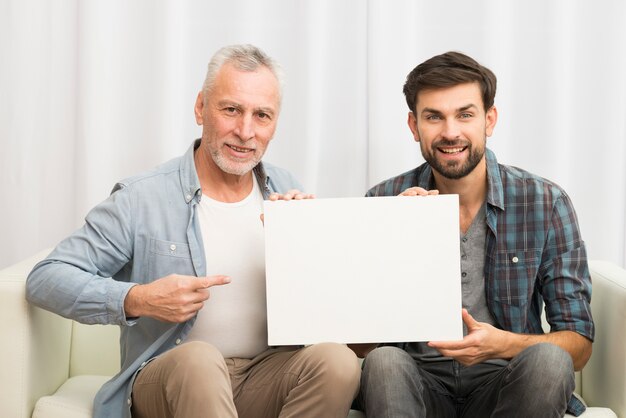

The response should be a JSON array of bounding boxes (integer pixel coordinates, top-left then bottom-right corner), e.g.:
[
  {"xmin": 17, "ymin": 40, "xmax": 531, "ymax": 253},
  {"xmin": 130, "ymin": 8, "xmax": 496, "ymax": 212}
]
[
  {"xmin": 428, "ymin": 338, "xmax": 470, "ymax": 350},
  {"xmin": 196, "ymin": 275, "xmax": 231, "ymax": 288}
]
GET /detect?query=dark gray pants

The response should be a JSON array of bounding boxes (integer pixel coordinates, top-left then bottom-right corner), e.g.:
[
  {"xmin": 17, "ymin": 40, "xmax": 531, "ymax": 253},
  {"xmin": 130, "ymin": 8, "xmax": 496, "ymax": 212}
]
[{"xmin": 356, "ymin": 343, "xmax": 575, "ymax": 418}]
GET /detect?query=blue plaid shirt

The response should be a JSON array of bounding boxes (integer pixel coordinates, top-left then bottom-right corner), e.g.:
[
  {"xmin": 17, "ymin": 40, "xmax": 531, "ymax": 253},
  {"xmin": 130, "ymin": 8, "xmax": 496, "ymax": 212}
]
[{"xmin": 366, "ymin": 148, "xmax": 594, "ymax": 416}]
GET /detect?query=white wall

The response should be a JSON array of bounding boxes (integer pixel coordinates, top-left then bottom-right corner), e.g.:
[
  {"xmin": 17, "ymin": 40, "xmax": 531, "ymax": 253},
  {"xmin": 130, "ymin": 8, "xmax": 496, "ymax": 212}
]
[{"xmin": 1, "ymin": 0, "xmax": 625, "ymax": 268}]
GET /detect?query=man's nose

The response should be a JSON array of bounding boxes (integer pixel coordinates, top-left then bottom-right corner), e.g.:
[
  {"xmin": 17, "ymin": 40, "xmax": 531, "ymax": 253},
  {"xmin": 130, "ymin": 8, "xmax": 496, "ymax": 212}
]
[
  {"xmin": 235, "ymin": 114, "xmax": 254, "ymax": 141},
  {"xmin": 441, "ymin": 119, "xmax": 461, "ymax": 139}
]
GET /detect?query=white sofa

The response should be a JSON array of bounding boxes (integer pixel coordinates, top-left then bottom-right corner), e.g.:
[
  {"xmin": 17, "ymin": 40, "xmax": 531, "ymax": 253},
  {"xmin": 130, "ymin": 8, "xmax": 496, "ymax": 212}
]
[{"xmin": 1, "ymin": 249, "xmax": 624, "ymax": 418}]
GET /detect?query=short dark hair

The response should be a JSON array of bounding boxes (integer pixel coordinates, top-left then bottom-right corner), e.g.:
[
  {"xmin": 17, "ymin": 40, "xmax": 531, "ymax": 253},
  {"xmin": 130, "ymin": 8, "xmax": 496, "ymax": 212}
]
[{"xmin": 403, "ymin": 51, "xmax": 497, "ymax": 113}]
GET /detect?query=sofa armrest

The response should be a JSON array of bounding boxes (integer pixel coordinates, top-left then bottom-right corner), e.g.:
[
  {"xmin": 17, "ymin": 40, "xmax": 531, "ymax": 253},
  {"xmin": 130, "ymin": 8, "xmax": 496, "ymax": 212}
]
[
  {"xmin": 0, "ymin": 249, "xmax": 73, "ymax": 418},
  {"xmin": 582, "ymin": 260, "xmax": 626, "ymax": 416}
]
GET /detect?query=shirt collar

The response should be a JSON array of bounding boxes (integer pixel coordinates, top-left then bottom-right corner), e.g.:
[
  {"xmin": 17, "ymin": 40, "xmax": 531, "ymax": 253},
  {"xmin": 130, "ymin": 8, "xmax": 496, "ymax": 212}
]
[
  {"xmin": 485, "ymin": 148, "xmax": 504, "ymax": 211},
  {"xmin": 179, "ymin": 139, "xmax": 270, "ymax": 203}
]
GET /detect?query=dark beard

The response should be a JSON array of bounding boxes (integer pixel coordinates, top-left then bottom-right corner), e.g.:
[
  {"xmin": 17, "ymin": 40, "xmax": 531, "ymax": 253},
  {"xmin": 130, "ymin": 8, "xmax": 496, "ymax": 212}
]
[{"xmin": 421, "ymin": 141, "xmax": 484, "ymax": 180}]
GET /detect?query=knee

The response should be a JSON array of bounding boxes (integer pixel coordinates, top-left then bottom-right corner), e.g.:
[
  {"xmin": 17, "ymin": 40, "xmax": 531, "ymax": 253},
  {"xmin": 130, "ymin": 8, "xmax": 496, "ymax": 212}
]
[
  {"xmin": 165, "ymin": 341, "xmax": 228, "ymax": 384},
  {"xmin": 520, "ymin": 343, "xmax": 573, "ymax": 373},
  {"xmin": 304, "ymin": 343, "xmax": 361, "ymax": 391},
  {"xmin": 513, "ymin": 343, "xmax": 574, "ymax": 387},
  {"xmin": 362, "ymin": 346, "xmax": 414, "ymax": 378}
]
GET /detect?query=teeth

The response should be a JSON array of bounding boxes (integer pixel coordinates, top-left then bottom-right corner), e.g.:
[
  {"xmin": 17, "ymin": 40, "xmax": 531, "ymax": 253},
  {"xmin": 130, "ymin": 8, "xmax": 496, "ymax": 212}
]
[
  {"xmin": 229, "ymin": 145, "xmax": 251, "ymax": 152},
  {"xmin": 440, "ymin": 147, "xmax": 464, "ymax": 154}
]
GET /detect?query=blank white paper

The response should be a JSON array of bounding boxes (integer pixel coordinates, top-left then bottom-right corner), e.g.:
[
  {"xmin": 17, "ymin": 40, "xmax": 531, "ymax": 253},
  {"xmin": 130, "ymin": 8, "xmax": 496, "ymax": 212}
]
[{"xmin": 263, "ymin": 195, "xmax": 462, "ymax": 345}]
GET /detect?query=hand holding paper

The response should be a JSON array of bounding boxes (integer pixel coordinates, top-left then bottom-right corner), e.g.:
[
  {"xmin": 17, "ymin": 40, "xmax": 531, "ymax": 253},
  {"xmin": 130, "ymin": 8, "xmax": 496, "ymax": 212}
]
[
  {"xmin": 268, "ymin": 189, "xmax": 315, "ymax": 201},
  {"xmin": 398, "ymin": 187, "xmax": 439, "ymax": 197},
  {"xmin": 428, "ymin": 308, "xmax": 509, "ymax": 366}
]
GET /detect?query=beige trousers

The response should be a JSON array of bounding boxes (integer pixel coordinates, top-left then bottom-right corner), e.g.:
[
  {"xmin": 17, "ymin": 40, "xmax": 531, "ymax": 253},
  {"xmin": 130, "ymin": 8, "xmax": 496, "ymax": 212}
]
[{"xmin": 131, "ymin": 341, "xmax": 360, "ymax": 418}]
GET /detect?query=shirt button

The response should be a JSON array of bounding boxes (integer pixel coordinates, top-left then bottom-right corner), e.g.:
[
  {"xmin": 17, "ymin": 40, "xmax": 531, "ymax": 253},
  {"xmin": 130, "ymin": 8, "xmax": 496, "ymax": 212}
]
[
  {"xmin": 170, "ymin": 244, "xmax": 176, "ymax": 251},
  {"xmin": 175, "ymin": 338, "xmax": 182, "ymax": 345},
  {"xmin": 461, "ymin": 254, "xmax": 467, "ymax": 260},
  {"xmin": 127, "ymin": 398, "xmax": 131, "ymax": 406},
  {"xmin": 512, "ymin": 256, "xmax": 519, "ymax": 263},
  {"xmin": 186, "ymin": 194, "xmax": 192, "ymax": 200},
  {"xmin": 462, "ymin": 237, "xmax": 468, "ymax": 242},
  {"xmin": 461, "ymin": 272, "xmax": 467, "ymax": 278}
]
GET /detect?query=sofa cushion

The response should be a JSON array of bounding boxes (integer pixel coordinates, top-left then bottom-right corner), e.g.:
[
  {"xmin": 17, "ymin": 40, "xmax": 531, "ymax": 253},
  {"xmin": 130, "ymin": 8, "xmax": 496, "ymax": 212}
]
[
  {"xmin": 577, "ymin": 408, "xmax": 618, "ymax": 418},
  {"xmin": 32, "ymin": 375, "xmax": 109, "ymax": 418}
]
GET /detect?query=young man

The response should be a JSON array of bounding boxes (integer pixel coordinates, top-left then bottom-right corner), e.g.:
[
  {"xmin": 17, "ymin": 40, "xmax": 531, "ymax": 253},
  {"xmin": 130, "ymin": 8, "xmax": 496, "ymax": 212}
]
[
  {"xmin": 354, "ymin": 51, "xmax": 594, "ymax": 418},
  {"xmin": 26, "ymin": 44, "xmax": 360, "ymax": 418}
]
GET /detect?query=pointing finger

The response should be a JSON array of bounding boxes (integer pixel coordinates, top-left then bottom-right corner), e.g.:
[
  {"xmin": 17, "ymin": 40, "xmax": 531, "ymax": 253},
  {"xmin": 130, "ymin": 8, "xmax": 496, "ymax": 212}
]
[{"xmin": 197, "ymin": 275, "xmax": 231, "ymax": 288}]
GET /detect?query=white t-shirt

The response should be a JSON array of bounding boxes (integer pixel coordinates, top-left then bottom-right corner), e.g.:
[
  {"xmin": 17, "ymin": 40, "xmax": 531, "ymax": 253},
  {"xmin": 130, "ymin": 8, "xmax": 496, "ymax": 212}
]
[{"xmin": 185, "ymin": 176, "xmax": 268, "ymax": 359}]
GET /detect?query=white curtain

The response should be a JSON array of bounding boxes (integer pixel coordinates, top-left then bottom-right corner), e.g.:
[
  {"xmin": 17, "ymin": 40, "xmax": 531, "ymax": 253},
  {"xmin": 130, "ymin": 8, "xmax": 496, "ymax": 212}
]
[{"xmin": 2, "ymin": 0, "xmax": 625, "ymax": 269}]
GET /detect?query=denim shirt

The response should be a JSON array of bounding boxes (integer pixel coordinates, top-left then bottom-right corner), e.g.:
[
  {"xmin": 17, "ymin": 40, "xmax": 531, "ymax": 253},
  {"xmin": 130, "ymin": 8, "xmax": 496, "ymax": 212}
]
[
  {"xmin": 366, "ymin": 148, "xmax": 594, "ymax": 416},
  {"xmin": 25, "ymin": 139, "xmax": 303, "ymax": 418}
]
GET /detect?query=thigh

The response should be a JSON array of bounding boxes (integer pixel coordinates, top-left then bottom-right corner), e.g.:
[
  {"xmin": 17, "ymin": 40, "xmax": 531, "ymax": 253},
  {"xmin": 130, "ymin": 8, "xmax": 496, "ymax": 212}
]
[
  {"xmin": 460, "ymin": 345, "xmax": 574, "ymax": 418},
  {"xmin": 488, "ymin": 344, "xmax": 574, "ymax": 418},
  {"xmin": 233, "ymin": 343, "xmax": 359, "ymax": 418},
  {"xmin": 132, "ymin": 341, "xmax": 235, "ymax": 418},
  {"xmin": 357, "ymin": 347, "xmax": 456, "ymax": 418}
]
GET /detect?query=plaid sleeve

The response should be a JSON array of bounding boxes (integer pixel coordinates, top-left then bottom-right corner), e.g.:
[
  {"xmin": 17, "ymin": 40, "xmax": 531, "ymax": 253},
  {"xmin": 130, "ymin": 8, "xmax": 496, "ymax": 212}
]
[{"xmin": 539, "ymin": 192, "xmax": 594, "ymax": 341}]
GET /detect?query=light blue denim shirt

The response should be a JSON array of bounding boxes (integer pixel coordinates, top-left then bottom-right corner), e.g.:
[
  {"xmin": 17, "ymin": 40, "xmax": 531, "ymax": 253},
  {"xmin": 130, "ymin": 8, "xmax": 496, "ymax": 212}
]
[{"xmin": 25, "ymin": 139, "xmax": 303, "ymax": 418}]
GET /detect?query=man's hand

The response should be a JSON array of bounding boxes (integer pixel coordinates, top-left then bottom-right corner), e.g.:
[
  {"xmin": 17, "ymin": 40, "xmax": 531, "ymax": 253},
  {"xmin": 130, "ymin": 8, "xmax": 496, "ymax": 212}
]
[
  {"xmin": 398, "ymin": 187, "xmax": 439, "ymax": 196},
  {"xmin": 261, "ymin": 189, "xmax": 315, "ymax": 224},
  {"xmin": 268, "ymin": 189, "xmax": 315, "ymax": 201},
  {"xmin": 124, "ymin": 274, "xmax": 231, "ymax": 323},
  {"xmin": 428, "ymin": 309, "xmax": 508, "ymax": 366}
]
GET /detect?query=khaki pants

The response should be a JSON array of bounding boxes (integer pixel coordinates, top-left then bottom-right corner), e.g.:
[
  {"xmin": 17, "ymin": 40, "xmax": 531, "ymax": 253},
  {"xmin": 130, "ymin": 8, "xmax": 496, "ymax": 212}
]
[{"xmin": 131, "ymin": 341, "xmax": 360, "ymax": 418}]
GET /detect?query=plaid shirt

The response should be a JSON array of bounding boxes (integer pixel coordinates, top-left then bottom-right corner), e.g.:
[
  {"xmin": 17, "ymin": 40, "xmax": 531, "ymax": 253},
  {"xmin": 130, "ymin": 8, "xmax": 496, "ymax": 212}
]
[{"xmin": 367, "ymin": 148, "xmax": 594, "ymax": 416}]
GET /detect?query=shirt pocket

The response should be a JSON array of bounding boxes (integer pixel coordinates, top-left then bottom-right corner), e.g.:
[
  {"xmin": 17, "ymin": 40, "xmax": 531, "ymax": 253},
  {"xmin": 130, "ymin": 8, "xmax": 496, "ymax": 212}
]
[
  {"xmin": 487, "ymin": 250, "xmax": 541, "ymax": 332},
  {"xmin": 147, "ymin": 238, "xmax": 195, "ymax": 281}
]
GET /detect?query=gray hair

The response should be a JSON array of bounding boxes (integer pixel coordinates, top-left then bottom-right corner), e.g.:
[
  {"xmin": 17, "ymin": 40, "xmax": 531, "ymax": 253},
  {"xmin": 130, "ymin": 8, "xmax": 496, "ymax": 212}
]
[{"xmin": 202, "ymin": 44, "xmax": 284, "ymax": 104}]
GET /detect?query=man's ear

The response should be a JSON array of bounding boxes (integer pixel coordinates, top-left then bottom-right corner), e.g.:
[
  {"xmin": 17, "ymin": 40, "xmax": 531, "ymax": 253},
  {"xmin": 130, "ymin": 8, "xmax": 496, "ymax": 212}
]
[
  {"xmin": 194, "ymin": 91, "xmax": 204, "ymax": 125},
  {"xmin": 407, "ymin": 111, "xmax": 420, "ymax": 142},
  {"xmin": 485, "ymin": 105, "xmax": 498, "ymax": 137}
]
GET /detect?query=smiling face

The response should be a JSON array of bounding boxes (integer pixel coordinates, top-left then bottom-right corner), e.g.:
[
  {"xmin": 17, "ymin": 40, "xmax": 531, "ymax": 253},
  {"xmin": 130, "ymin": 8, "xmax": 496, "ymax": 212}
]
[
  {"xmin": 408, "ymin": 82, "xmax": 497, "ymax": 180},
  {"xmin": 194, "ymin": 62, "xmax": 280, "ymax": 177}
]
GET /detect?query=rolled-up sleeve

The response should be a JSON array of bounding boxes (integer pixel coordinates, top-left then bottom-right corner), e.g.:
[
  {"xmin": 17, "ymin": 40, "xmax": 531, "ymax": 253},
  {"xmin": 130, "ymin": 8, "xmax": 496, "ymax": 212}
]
[{"xmin": 540, "ymin": 193, "xmax": 594, "ymax": 341}]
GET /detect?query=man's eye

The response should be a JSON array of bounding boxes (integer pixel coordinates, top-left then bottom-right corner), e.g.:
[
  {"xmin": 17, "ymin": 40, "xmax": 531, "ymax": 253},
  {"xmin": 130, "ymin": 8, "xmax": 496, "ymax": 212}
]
[
  {"xmin": 426, "ymin": 115, "xmax": 441, "ymax": 120},
  {"xmin": 224, "ymin": 107, "xmax": 237, "ymax": 114},
  {"xmin": 460, "ymin": 113, "xmax": 473, "ymax": 119}
]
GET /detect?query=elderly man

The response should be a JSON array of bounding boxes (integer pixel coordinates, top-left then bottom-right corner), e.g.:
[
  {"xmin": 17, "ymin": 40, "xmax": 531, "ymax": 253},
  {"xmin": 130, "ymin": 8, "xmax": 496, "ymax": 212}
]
[{"xmin": 27, "ymin": 44, "xmax": 360, "ymax": 418}]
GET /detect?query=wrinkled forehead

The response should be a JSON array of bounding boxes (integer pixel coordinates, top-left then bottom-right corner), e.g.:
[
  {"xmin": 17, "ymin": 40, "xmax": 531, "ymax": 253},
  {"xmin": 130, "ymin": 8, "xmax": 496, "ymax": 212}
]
[
  {"xmin": 209, "ymin": 63, "xmax": 281, "ymax": 107},
  {"xmin": 209, "ymin": 63, "xmax": 281, "ymax": 111}
]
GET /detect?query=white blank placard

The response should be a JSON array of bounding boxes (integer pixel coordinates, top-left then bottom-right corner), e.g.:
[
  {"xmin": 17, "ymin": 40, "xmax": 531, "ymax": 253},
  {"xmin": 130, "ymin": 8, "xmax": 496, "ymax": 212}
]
[{"xmin": 263, "ymin": 195, "xmax": 462, "ymax": 345}]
